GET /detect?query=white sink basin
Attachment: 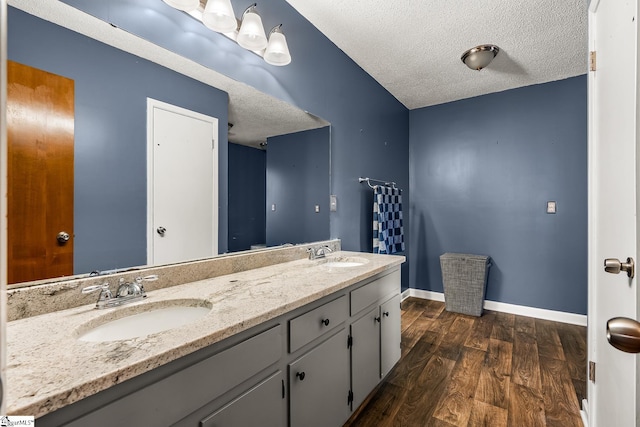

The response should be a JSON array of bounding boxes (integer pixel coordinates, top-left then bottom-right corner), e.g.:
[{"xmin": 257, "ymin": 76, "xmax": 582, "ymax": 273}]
[
  {"xmin": 77, "ymin": 301, "xmax": 211, "ymax": 342},
  {"xmin": 319, "ymin": 256, "xmax": 369, "ymax": 269},
  {"xmin": 324, "ymin": 261, "xmax": 365, "ymax": 268}
]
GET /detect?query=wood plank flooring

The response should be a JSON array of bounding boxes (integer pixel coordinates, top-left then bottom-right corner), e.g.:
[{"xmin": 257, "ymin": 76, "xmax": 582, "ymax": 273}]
[{"xmin": 344, "ymin": 298, "xmax": 587, "ymax": 427}]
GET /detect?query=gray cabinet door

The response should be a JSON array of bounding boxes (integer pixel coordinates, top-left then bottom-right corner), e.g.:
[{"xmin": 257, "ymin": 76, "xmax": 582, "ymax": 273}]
[
  {"xmin": 380, "ymin": 294, "xmax": 401, "ymax": 377},
  {"xmin": 289, "ymin": 328, "xmax": 349, "ymax": 427},
  {"xmin": 200, "ymin": 371, "xmax": 285, "ymax": 427},
  {"xmin": 350, "ymin": 306, "xmax": 380, "ymax": 410}
]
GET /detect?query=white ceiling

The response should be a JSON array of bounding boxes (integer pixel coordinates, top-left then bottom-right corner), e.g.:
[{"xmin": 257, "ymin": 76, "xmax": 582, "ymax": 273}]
[{"xmin": 284, "ymin": 0, "xmax": 589, "ymax": 109}]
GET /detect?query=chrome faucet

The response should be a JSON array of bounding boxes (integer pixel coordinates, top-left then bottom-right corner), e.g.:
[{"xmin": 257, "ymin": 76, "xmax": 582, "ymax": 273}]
[
  {"xmin": 81, "ymin": 282, "xmax": 113, "ymax": 309},
  {"xmin": 82, "ymin": 275, "xmax": 158, "ymax": 309},
  {"xmin": 307, "ymin": 245, "xmax": 333, "ymax": 260}
]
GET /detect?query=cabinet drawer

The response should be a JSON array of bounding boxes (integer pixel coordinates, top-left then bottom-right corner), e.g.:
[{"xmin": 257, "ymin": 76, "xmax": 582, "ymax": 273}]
[
  {"xmin": 289, "ymin": 295, "xmax": 348, "ymax": 352},
  {"xmin": 350, "ymin": 269, "xmax": 400, "ymax": 316},
  {"xmin": 67, "ymin": 325, "xmax": 283, "ymax": 427}
]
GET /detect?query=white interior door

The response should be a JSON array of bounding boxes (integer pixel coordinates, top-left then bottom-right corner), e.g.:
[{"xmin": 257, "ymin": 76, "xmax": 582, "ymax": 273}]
[
  {"xmin": 147, "ymin": 98, "xmax": 218, "ymax": 266},
  {"xmin": 587, "ymin": 0, "xmax": 638, "ymax": 425}
]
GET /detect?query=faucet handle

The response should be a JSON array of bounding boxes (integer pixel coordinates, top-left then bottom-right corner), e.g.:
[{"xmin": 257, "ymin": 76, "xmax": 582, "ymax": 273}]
[
  {"xmin": 136, "ymin": 275, "xmax": 158, "ymax": 283},
  {"xmin": 82, "ymin": 282, "xmax": 110, "ymax": 294},
  {"xmin": 307, "ymin": 247, "xmax": 316, "ymax": 260}
]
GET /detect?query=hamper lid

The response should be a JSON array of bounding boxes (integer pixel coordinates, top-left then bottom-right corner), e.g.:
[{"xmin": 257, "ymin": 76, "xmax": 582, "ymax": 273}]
[{"xmin": 440, "ymin": 253, "xmax": 490, "ymax": 263}]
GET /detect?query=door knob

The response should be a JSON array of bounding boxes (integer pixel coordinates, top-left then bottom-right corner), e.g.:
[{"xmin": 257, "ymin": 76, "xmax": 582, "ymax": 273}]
[
  {"xmin": 604, "ymin": 257, "xmax": 635, "ymax": 278},
  {"xmin": 157, "ymin": 226, "xmax": 166, "ymax": 236},
  {"xmin": 57, "ymin": 231, "xmax": 70, "ymax": 244},
  {"xmin": 607, "ymin": 317, "xmax": 640, "ymax": 353}
]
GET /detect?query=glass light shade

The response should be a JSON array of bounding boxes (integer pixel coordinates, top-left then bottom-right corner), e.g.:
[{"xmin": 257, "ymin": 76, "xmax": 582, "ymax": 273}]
[
  {"xmin": 461, "ymin": 45, "xmax": 499, "ymax": 71},
  {"xmin": 264, "ymin": 31, "xmax": 291, "ymax": 66},
  {"xmin": 203, "ymin": 0, "xmax": 237, "ymax": 33},
  {"xmin": 237, "ymin": 10, "xmax": 268, "ymax": 51},
  {"xmin": 162, "ymin": 0, "xmax": 199, "ymax": 12}
]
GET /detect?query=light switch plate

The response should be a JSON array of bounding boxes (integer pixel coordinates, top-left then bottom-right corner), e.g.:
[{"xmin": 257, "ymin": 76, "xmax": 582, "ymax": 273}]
[
  {"xmin": 271, "ymin": 204, "xmax": 276, "ymax": 212},
  {"xmin": 330, "ymin": 195, "xmax": 337, "ymax": 212},
  {"xmin": 547, "ymin": 201, "xmax": 557, "ymax": 214},
  {"xmin": 315, "ymin": 205, "xmax": 320, "ymax": 213}
]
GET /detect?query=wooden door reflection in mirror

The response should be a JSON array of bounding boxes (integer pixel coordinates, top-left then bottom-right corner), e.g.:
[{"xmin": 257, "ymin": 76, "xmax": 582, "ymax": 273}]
[{"xmin": 7, "ymin": 60, "xmax": 74, "ymax": 284}]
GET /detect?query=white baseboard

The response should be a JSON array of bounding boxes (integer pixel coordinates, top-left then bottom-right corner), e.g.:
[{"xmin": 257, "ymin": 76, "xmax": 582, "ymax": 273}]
[
  {"xmin": 404, "ymin": 289, "xmax": 587, "ymax": 326},
  {"xmin": 580, "ymin": 399, "xmax": 589, "ymax": 427}
]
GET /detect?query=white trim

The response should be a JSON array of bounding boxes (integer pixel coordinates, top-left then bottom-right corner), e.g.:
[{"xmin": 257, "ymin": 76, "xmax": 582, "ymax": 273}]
[
  {"xmin": 580, "ymin": 399, "xmax": 589, "ymax": 427},
  {"xmin": 146, "ymin": 98, "xmax": 219, "ymax": 265},
  {"xmin": 405, "ymin": 289, "xmax": 587, "ymax": 326},
  {"xmin": 406, "ymin": 289, "xmax": 445, "ymax": 302}
]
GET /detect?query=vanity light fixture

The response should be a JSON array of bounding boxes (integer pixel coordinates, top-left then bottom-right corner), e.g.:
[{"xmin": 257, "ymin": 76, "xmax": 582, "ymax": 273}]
[
  {"xmin": 461, "ymin": 44, "xmax": 500, "ymax": 70},
  {"xmin": 264, "ymin": 25, "xmax": 291, "ymax": 66},
  {"xmin": 166, "ymin": 1, "xmax": 292, "ymax": 66},
  {"xmin": 237, "ymin": 4, "xmax": 268, "ymax": 50},
  {"xmin": 162, "ymin": 0, "xmax": 199, "ymax": 12},
  {"xmin": 202, "ymin": 0, "xmax": 237, "ymax": 33}
]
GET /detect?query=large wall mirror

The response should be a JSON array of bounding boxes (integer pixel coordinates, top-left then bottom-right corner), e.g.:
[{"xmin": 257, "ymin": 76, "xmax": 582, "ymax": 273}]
[{"xmin": 6, "ymin": 0, "xmax": 330, "ymax": 288}]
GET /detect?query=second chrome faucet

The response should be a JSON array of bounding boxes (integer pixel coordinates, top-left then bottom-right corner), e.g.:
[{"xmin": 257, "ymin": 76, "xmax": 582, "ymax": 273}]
[{"xmin": 307, "ymin": 245, "xmax": 333, "ymax": 260}]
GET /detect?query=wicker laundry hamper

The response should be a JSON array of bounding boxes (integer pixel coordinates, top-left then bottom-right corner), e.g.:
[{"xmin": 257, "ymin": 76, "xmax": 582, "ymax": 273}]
[{"xmin": 439, "ymin": 253, "xmax": 491, "ymax": 316}]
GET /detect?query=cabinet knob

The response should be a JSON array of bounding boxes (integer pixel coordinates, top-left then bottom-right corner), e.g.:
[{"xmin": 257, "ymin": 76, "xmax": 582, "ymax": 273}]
[
  {"xmin": 383, "ymin": 311, "xmax": 390, "ymax": 317},
  {"xmin": 296, "ymin": 371, "xmax": 306, "ymax": 381},
  {"xmin": 375, "ymin": 316, "xmax": 381, "ymax": 323},
  {"xmin": 321, "ymin": 318, "xmax": 330, "ymax": 327}
]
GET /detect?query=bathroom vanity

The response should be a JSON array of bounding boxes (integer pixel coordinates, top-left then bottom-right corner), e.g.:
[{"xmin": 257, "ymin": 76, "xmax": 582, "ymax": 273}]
[{"xmin": 6, "ymin": 246, "xmax": 404, "ymax": 427}]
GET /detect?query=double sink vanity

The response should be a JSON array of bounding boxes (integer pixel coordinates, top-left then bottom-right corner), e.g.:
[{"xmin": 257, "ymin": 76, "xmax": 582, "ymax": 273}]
[{"xmin": 6, "ymin": 241, "xmax": 405, "ymax": 426}]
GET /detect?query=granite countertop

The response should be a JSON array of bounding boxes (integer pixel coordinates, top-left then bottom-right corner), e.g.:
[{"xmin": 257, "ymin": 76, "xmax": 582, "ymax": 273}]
[{"xmin": 6, "ymin": 251, "xmax": 405, "ymax": 418}]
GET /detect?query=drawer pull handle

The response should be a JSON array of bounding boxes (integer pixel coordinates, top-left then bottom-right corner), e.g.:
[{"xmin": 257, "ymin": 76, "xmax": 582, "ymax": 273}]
[
  {"xmin": 296, "ymin": 372, "xmax": 306, "ymax": 381},
  {"xmin": 375, "ymin": 316, "xmax": 381, "ymax": 323},
  {"xmin": 321, "ymin": 318, "xmax": 330, "ymax": 327},
  {"xmin": 383, "ymin": 311, "xmax": 390, "ymax": 317}
]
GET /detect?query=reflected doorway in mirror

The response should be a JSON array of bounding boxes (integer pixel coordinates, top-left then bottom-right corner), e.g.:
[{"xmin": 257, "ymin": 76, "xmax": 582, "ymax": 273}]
[
  {"xmin": 147, "ymin": 98, "xmax": 219, "ymax": 265},
  {"xmin": 7, "ymin": 61, "xmax": 74, "ymax": 284}
]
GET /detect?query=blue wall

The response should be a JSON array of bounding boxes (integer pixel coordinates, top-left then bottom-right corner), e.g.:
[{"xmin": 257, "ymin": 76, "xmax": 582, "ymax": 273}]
[
  {"xmin": 58, "ymin": 0, "xmax": 411, "ymax": 288},
  {"xmin": 9, "ymin": 2, "xmax": 587, "ymax": 312},
  {"xmin": 266, "ymin": 127, "xmax": 330, "ymax": 246},
  {"xmin": 8, "ymin": 8, "xmax": 229, "ymax": 273},
  {"xmin": 409, "ymin": 76, "xmax": 588, "ymax": 314},
  {"xmin": 228, "ymin": 143, "xmax": 266, "ymax": 252}
]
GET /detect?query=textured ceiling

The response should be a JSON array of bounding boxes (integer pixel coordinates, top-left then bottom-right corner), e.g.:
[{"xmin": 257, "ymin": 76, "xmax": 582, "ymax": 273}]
[{"xmin": 284, "ymin": 0, "xmax": 588, "ymax": 109}]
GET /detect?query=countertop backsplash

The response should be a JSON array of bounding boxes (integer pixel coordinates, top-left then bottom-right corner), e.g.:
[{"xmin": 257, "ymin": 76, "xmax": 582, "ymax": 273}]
[{"xmin": 7, "ymin": 239, "xmax": 341, "ymax": 321}]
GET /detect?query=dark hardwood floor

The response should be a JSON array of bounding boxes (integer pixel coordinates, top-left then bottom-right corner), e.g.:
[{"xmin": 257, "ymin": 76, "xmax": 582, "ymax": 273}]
[{"xmin": 344, "ymin": 297, "xmax": 587, "ymax": 427}]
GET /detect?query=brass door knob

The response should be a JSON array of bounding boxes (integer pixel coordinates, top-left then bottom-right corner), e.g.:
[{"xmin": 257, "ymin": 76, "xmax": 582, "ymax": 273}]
[{"xmin": 604, "ymin": 257, "xmax": 635, "ymax": 278}]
